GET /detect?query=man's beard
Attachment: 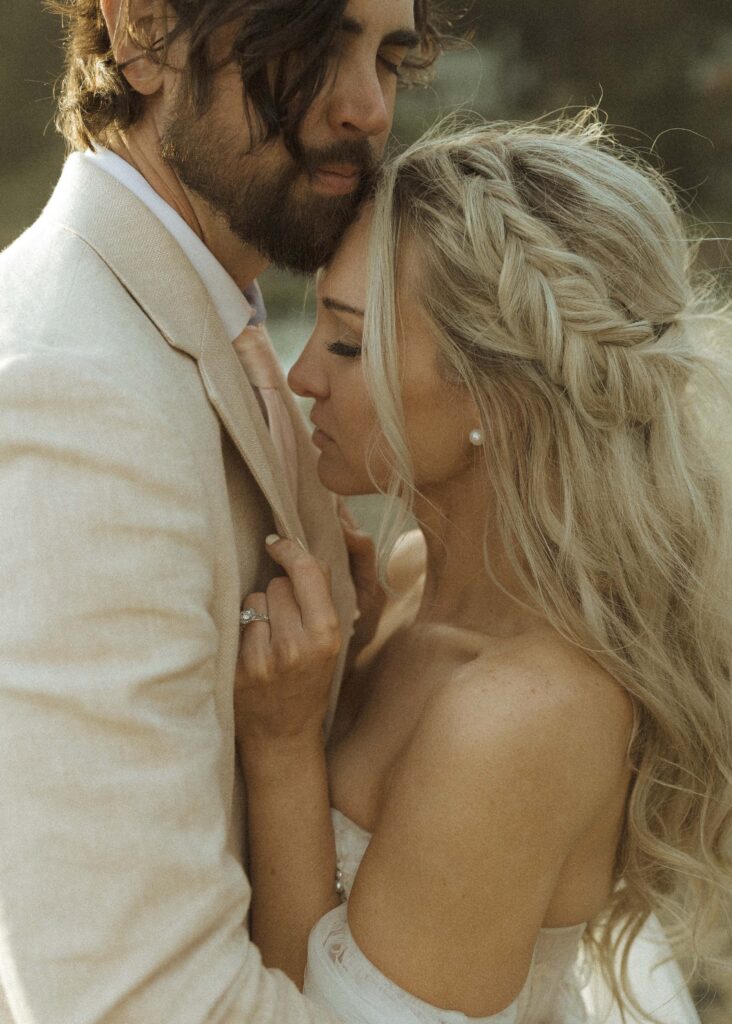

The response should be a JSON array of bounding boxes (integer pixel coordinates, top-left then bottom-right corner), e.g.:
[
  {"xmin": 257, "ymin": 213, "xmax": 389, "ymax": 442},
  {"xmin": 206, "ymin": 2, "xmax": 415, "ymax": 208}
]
[{"xmin": 161, "ymin": 97, "xmax": 378, "ymax": 274}]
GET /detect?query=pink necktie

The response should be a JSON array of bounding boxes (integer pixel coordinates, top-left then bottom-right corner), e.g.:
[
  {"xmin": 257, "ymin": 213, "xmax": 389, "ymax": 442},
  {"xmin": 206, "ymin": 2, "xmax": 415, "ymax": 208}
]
[{"xmin": 233, "ymin": 322, "xmax": 299, "ymax": 504}]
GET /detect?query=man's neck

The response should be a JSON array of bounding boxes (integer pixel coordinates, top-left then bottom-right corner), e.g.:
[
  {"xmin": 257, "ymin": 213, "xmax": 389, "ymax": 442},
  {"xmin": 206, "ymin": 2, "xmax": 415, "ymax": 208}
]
[{"xmin": 106, "ymin": 125, "xmax": 270, "ymax": 291}]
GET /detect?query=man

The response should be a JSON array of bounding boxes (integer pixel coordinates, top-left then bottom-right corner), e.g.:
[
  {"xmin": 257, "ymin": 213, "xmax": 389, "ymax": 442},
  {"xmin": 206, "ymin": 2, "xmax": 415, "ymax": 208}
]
[{"xmin": 0, "ymin": 2, "xmax": 443, "ymax": 1021}]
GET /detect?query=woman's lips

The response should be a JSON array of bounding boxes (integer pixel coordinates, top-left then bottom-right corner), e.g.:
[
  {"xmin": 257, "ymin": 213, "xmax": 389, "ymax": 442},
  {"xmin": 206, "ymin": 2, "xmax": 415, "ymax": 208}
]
[
  {"xmin": 312, "ymin": 163, "xmax": 361, "ymax": 196},
  {"xmin": 312, "ymin": 427, "xmax": 334, "ymax": 449},
  {"xmin": 311, "ymin": 416, "xmax": 335, "ymax": 448}
]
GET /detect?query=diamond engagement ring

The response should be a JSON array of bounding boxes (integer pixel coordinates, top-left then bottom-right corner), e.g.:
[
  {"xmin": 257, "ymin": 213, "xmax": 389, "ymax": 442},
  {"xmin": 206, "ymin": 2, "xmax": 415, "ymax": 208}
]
[{"xmin": 240, "ymin": 608, "xmax": 270, "ymax": 627}]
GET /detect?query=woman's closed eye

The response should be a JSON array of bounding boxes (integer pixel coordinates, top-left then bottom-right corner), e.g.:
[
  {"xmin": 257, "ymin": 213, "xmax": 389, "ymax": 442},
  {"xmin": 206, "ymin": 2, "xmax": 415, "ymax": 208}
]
[{"xmin": 327, "ymin": 338, "xmax": 362, "ymax": 358}]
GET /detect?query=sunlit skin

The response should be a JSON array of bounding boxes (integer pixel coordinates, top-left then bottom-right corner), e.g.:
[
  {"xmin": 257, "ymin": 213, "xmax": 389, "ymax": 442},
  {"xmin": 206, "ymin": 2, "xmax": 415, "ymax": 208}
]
[
  {"xmin": 239, "ymin": 207, "xmax": 635, "ymax": 1007},
  {"xmin": 99, "ymin": 0, "xmax": 416, "ymax": 288},
  {"xmin": 98, "ymin": 1, "xmax": 637, "ymax": 1007}
]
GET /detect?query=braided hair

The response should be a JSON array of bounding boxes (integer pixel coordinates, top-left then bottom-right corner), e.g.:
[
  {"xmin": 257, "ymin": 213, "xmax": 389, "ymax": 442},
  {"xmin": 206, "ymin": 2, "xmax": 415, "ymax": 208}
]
[{"xmin": 364, "ymin": 112, "xmax": 732, "ymax": 1019}]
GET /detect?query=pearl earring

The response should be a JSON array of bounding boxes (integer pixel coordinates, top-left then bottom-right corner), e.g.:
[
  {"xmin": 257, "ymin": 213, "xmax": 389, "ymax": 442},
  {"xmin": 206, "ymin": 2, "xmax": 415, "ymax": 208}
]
[{"xmin": 469, "ymin": 428, "xmax": 484, "ymax": 447}]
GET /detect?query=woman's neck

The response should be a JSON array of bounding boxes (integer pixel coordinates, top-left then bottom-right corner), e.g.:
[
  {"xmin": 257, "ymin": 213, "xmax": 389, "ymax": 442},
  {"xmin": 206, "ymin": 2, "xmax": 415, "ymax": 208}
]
[{"xmin": 412, "ymin": 473, "xmax": 541, "ymax": 638}]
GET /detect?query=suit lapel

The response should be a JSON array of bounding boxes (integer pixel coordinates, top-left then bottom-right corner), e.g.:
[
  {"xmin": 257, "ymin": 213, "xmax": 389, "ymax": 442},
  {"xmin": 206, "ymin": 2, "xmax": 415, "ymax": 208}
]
[
  {"xmin": 47, "ymin": 156, "xmax": 305, "ymax": 543},
  {"xmin": 196, "ymin": 300, "xmax": 306, "ymax": 541},
  {"xmin": 46, "ymin": 155, "xmax": 356, "ymax": 725}
]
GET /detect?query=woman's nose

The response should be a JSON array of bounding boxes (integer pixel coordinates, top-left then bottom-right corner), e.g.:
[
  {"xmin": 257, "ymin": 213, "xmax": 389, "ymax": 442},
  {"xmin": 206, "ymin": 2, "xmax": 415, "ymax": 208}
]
[{"xmin": 288, "ymin": 337, "xmax": 328, "ymax": 400}]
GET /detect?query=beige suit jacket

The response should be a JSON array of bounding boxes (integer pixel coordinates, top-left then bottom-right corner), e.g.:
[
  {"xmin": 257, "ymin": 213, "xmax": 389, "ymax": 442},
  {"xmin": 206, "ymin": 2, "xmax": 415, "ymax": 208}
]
[{"xmin": 0, "ymin": 157, "xmax": 355, "ymax": 1023}]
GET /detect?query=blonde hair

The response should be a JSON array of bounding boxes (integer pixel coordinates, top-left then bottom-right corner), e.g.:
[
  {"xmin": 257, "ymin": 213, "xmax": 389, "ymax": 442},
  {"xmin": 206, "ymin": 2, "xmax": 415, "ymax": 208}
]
[{"xmin": 362, "ymin": 113, "xmax": 732, "ymax": 1016}]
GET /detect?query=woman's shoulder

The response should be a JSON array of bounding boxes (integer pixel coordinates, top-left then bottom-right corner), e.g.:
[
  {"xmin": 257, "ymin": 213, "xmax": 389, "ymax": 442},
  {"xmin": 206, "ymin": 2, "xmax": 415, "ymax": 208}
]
[
  {"xmin": 348, "ymin": 631, "xmax": 633, "ymax": 1013},
  {"xmin": 414, "ymin": 630, "xmax": 634, "ymax": 818},
  {"xmin": 471, "ymin": 629, "xmax": 633, "ymax": 717}
]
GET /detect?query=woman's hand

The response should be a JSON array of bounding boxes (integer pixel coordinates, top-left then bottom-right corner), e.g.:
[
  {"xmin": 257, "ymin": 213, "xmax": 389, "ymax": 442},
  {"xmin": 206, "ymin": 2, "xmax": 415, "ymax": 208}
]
[
  {"xmin": 235, "ymin": 535, "xmax": 342, "ymax": 761},
  {"xmin": 236, "ymin": 541, "xmax": 343, "ymax": 987}
]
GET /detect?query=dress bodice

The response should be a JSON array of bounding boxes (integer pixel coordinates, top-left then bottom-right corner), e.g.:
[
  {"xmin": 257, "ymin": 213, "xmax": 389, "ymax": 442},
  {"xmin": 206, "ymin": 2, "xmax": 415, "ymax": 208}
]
[{"xmin": 304, "ymin": 808, "xmax": 589, "ymax": 1024}]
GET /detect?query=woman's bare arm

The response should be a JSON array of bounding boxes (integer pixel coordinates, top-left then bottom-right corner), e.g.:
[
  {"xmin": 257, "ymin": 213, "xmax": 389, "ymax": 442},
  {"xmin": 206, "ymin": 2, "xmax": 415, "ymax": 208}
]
[
  {"xmin": 235, "ymin": 537, "xmax": 344, "ymax": 987},
  {"xmin": 240, "ymin": 735, "xmax": 340, "ymax": 988}
]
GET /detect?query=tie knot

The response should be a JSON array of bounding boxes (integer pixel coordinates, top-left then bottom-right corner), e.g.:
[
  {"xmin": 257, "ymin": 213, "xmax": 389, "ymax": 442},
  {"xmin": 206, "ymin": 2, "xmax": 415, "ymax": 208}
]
[{"xmin": 233, "ymin": 324, "xmax": 280, "ymax": 389}]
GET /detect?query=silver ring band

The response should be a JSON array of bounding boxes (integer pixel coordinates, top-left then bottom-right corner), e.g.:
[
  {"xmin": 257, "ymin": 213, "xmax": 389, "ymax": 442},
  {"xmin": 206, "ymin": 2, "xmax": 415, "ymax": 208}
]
[{"xmin": 240, "ymin": 608, "xmax": 270, "ymax": 627}]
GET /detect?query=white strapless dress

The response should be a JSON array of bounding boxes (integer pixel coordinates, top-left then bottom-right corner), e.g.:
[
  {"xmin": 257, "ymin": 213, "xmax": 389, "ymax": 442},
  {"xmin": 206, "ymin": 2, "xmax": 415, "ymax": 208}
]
[{"xmin": 303, "ymin": 809, "xmax": 701, "ymax": 1024}]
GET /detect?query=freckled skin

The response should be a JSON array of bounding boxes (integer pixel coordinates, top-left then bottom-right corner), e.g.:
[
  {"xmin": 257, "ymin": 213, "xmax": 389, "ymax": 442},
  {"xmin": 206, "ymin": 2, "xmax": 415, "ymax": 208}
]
[{"xmin": 287, "ymin": 208, "xmax": 635, "ymax": 1016}]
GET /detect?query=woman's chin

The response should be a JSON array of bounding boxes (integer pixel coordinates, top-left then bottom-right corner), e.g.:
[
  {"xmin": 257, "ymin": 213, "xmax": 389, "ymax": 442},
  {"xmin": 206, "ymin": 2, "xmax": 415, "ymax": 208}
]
[
  {"xmin": 316, "ymin": 459, "xmax": 374, "ymax": 498},
  {"xmin": 315, "ymin": 460, "xmax": 348, "ymax": 496}
]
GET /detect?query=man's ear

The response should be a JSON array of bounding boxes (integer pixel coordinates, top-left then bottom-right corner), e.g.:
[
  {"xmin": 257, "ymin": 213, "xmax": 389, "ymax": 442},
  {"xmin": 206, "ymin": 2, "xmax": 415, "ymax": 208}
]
[{"xmin": 99, "ymin": 0, "xmax": 168, "ymax": 96}]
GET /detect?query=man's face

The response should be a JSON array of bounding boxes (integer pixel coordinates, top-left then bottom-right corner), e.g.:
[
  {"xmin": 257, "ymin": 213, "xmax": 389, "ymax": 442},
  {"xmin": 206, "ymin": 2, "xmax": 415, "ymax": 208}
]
[{"xmin": 161, "ymin": 0, "xmax": 417, "ymax": 273}]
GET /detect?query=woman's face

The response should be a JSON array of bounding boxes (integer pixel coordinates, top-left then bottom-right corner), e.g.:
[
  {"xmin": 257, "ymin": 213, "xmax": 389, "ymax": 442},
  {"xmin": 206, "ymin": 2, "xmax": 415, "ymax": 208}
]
[{"xmin": 288, "ymin": 208, "xmax": 480, "ymax": 496}]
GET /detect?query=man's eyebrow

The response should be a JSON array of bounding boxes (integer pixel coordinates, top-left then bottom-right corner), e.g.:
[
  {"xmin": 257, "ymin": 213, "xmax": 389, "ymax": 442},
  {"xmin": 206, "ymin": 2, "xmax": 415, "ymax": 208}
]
[
  {"xmin": 340, "ymin": 15, "xmax": 364, "ymax": 36},
  {"xmin": 340, "ymin": 16, "xmax": 420, "ymax": 50},
  {"xmin": 382, "ymin": 28, "xmax": 421, "ymax": 49},
  {"xmin": 322, "ymin": 296, "xmax": 365, "ymax": 318}
]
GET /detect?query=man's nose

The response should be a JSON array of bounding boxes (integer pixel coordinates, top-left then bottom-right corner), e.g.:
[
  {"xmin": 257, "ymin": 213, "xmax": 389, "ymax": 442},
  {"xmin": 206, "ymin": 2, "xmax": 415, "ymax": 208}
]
[
  {"xmin": 326, "ymin": 60, "xmax": 391, "ymax": 139},
  {"xmin": 288, "ymin": 339, "xmax": 328, "ymax": 400}
]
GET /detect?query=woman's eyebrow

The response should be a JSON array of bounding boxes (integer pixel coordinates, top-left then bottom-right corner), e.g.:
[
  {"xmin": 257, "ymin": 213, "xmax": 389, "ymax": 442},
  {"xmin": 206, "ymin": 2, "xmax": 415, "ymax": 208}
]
[{"xmin": 322, "ymin": 297, "xmax": 365, "ymax": 318}]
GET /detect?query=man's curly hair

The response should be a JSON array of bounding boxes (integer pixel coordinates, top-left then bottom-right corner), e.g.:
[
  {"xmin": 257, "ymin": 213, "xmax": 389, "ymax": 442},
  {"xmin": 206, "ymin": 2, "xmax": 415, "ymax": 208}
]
[{"xmin": 46, "ymin": 0, "xmax": 451, "ymax": 153}]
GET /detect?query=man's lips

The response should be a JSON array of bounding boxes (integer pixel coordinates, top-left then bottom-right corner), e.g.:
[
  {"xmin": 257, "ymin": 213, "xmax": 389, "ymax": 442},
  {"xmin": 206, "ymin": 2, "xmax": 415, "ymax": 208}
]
[
  {"xmin": 318, "ymin": 162, "xmax": 360, "ymax": 177},
  {"xmin": 312, "ymin": 163, "xmax": 361, "ymax": 196}
]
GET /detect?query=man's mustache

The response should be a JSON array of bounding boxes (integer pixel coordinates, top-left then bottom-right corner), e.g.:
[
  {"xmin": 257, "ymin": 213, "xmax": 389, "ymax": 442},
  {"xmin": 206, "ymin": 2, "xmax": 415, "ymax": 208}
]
[{"xmin": 297, "ymin": 140, "xmax": 380, "ymax": 184}]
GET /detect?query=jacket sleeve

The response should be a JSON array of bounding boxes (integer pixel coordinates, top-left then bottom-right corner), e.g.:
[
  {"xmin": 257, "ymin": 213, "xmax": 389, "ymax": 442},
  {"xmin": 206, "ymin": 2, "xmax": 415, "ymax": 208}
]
[{"xmin": 0, "ymin": 349, "xmax": 340, "ymax": 1024}]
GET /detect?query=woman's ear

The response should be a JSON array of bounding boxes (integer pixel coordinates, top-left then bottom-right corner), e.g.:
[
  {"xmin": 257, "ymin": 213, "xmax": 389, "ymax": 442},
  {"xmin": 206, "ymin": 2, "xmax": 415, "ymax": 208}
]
[{"xmin": 100, "ymin": 0, "xmax": 167, "ymax": 96}]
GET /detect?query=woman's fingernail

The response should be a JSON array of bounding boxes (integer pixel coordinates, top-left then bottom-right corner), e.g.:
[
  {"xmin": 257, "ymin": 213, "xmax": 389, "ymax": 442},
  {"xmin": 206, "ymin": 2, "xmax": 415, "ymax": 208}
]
[{"xmin": 265, "ymin": 534, "xmax": 281, "ymax": 546}]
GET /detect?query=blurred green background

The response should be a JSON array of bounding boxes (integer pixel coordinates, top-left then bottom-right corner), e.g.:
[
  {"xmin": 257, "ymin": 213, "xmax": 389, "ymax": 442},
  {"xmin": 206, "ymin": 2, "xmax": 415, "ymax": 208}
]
[{"xmin": 2, "ymin": 5, "xmax": 730, "ymax": 1018}]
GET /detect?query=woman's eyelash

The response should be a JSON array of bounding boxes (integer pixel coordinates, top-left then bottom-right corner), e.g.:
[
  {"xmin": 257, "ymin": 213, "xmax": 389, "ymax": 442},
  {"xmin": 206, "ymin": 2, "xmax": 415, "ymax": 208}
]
[{"xmin": 327, "ymin": 339, "xmax": 362, "ymax": 358}]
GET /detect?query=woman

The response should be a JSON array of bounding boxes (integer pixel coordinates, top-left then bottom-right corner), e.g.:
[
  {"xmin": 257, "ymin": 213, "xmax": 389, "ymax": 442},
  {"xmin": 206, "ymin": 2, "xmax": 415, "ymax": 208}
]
[{"xmin": 234, "ymin": 116, "xmax": 731, "ymax": 1023}]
